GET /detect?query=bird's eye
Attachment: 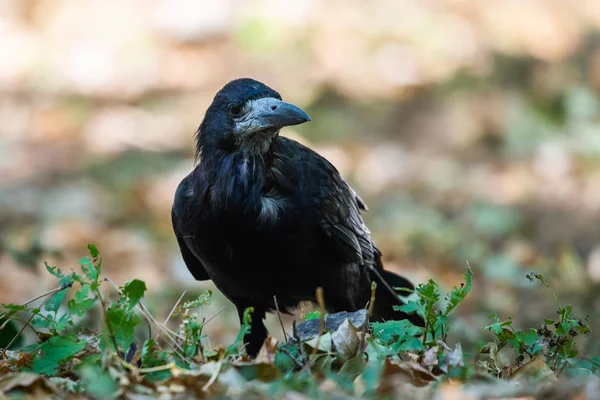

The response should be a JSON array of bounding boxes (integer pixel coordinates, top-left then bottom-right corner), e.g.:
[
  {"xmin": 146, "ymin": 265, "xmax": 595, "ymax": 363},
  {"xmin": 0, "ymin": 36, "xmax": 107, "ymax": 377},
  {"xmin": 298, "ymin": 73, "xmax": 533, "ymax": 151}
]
[{"xmin": 230, "ymin": 104, "xmax": 243, "ymax": 117}]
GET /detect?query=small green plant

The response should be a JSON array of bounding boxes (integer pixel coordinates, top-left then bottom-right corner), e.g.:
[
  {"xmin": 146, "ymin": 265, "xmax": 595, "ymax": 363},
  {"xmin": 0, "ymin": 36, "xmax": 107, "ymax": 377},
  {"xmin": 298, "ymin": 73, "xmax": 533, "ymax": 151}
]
[
  {"xmin": 0, "ymin": 245, "xmax": 225, "ymax": 394},
  {"xmin": 480, "ymin": 272, "xmax": 591, "ymax": 377},
  {"xmin": 226, "ymin": 307, "xmax": 254, "ymax": 356},
  {"xmin": 370, "ymin": 267, "xmax": 473, "ymax": 355},
  {"xmin": 0, "ymin": 247, "xmax": 598, "ymax": 398}
]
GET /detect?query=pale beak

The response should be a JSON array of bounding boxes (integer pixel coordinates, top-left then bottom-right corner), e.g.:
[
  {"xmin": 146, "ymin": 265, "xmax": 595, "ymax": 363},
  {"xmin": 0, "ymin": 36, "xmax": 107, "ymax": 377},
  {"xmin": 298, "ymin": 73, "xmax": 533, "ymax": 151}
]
[{"xmin": 236, "ymin": 97, "xmax": 310, "ymax": 135}]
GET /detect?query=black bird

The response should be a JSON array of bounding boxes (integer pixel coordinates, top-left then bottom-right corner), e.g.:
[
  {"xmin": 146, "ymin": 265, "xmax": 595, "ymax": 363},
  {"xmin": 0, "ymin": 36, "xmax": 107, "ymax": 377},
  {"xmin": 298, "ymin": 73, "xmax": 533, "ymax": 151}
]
[{"xmin": 172, "ymin": 78, "xmax": 423, "ymax": 356}]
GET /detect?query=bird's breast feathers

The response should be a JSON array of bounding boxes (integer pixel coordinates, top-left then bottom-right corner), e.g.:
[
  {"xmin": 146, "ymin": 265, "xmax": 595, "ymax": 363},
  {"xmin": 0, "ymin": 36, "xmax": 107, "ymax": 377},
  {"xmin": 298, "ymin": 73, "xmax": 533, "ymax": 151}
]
[
  {"xmin": 194, "ymin": 151, "xmax": 296, "ymax": 228},
  {"xmin": 258, "ymin": 195, "xmax": 288, "ymax": 225}
]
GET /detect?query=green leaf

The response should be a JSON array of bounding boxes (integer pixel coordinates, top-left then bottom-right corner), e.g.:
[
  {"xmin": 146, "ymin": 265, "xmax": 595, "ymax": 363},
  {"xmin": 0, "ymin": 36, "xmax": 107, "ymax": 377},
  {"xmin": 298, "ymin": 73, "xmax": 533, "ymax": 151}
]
[
  {"xmin": 339, "ymin": 354, "xmax": 367, "ymax": 381},
  {"xmin": 360, "ymin": 353, "xmax": 385, "ymax": 395},
  {"xmin": 54, "ymin": 313, "xmax": 74, "ymax": 332},
  {"xmin": 392, "ymin": 336, "xmax": 425, "ymax": 353},
  {"xmin": 173, "ymin": 291, "xmax": 213, "ymax": 316},
  {"xmin": 227, "ymin": 307, "xmax": 253, "ymax": 356},
  {"xmin": 517, "ymin": 328, "xmax": 539, "ymax": 346},
  {"xmin": 181, "ymin": 315, "xmax": 204, "ymax": 358},
  {"xmin": 484, "ymin": 314, "xmax": 514, "ymax": 341},
  {"xmin": 78, "ymin": 256, "xmax": 99, "ymax": 282},
  {"xmin": 304, "ymin": 311, "xmax": 321, "ymax": 321},
  {"xmin": 106, "ymin": 304, "xmax": 141, "ymax": 351},
  {"xmin": 506, "ymin": 337, "xmax": 522, "ymax": 353},
  {"xmin": 185, "ymin": 291, "xmax": 212, "ymax": 308},
  {"xmin": 430, "ymin": 314, "xmax": 449, "ymax": 342},
  {"xmin": 87, "ymin": 243, "xmax": 100, "ymax": 259},
  {"xmin": 45, "ymin": 262, "xmax": 64, "ymax": 278},
  {"xmin": 415, "ymin": 280, "xmax": 440, "ymax": 325},
  {"xmin": 20, "ymin": 342, "xmax": 42, "ymax": 354},
  {"xmin": 44, "ymin": 276, "xmax": 73, "ymax": 313},
  {"xmin": 396, "ymin": 301, "xmax": 419, "ymax": 314},
  {"xmin": 0, "ymin": 303, "xmax": 27, "ymax": 321},
  {"xmin": 557, "ymin": 321, "xmax": 570, "ymax": 335},
  {"xmin": 371, "ymin": 319, "xmax": 423, "ymax": 343},
  {"xmin": 485, "ymin": 322, "xmax": 504, "ymax": 335},
  {"xmin": 27, "ymin": 334, "xmax": 86, "ymax": 375},
  {"xmin": 563, "ymin": 339, "xmax": 577, "ymax": 358},
  {"xmin": 444, "ymin": 267, "xmax": 472, "ymax": 316},
  {"xmin": 31, "ymin": 315, "xmax": 54, "ymax": 330},
  {"xmin": 417, "ymin": 279, "xmax": 440, "ymax": 302},
  {"xmin": 67, "ymin": 284, "xmax": 96, "ymax": 317},
  {"xmin": 141, "ymin": 339, "xmax": 172, "ymax": 381},
  {"xmin": 123, "ymin": 279, "xmax": 147, "ymax": 310},
  {"xmin": 275, "ymin": 342, "xmax": 301, "ymax": 371},
  {"xmin": 1, "ymin": 303, "xmax": 27, "ymax": 312}
]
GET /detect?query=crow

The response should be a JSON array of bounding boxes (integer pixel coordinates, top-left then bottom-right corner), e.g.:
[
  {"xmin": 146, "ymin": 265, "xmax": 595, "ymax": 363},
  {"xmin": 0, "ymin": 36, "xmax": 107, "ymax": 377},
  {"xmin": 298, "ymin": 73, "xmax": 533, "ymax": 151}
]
[{"xmin": 172, "ymin": 78, "xmax": 423, "ymax": 356}]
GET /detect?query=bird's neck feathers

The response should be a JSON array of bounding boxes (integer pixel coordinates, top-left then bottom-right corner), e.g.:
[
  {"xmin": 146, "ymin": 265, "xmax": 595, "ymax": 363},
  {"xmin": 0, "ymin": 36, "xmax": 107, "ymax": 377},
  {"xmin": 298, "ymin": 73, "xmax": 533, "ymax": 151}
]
[
  {"xmin": 196, "ymin": 135, "xmax": 281, "ymax": 212},
  {"xmin": 195, "ymin": 127, "xmax": 278, "ymax": 163}
]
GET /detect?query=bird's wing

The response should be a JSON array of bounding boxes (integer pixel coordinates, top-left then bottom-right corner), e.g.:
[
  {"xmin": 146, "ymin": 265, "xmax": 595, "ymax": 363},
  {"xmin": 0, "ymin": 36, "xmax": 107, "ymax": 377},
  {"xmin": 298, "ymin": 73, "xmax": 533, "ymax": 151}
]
[
  {"xmin": 320, "ymin": 174, "xmax": 374, "ymax": 266},
  {"xmin": 171, "ymin": 174, "xmax": 211, "ymax": 281},
  {"xmin": 277, "ymin": 138, "xmax": 374, "ymax": 266}
]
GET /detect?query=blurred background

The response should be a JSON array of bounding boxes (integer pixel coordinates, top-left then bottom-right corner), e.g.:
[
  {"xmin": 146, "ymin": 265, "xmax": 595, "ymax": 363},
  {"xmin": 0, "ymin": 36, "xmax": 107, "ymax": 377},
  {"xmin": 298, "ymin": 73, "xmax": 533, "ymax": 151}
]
[{"xmin": 2, "ymin": 0, "xmax": 600, "ymax": 354}]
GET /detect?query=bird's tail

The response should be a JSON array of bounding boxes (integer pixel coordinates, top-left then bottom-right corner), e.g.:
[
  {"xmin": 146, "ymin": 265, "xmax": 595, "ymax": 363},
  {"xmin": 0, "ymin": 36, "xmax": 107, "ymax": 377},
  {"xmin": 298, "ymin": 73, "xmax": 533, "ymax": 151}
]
[{"xmin": 368, "ymin": 264, "xmax": 424, "ymax": 326}]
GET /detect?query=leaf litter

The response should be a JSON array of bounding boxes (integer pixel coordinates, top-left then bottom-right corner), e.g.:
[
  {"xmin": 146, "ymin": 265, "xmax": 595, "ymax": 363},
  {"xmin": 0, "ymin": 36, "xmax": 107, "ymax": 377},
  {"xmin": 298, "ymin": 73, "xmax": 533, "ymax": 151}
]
[{"xmin": 0, "ymin": 248, "xmax": 598, "ymax": 399}]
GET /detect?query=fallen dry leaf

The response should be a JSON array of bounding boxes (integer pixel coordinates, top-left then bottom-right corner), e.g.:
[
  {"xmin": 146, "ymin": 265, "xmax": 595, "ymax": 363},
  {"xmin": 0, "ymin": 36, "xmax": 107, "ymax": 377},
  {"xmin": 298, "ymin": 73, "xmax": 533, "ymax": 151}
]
[
  {"xmin": 305, "ymin": 332, "xmax": 332, "ymax": 353},
  {"xmin": 421, "ymin": 346, "xmax": 439, "ymax": 368},
  {"xmin": 440, "ymin": 343, "xmax": 464, "ymax": 373},
  {"xmin": 331, "ymin": 318, "xmax": 360, "ymax": 360},
  {"xmin": 255, "ymin": 336, "xmax": 278, "ymax": 365},
  {"xmin": 382, "ymin": 358, "xmax": 438, "ymax": 387},
  {"xmin": 0, "ymin": 372, "xmax": 59, "ymax": 397},
  {"xmin": 511, "ymin": 356, "xmax": 558, "ymax": 384}
]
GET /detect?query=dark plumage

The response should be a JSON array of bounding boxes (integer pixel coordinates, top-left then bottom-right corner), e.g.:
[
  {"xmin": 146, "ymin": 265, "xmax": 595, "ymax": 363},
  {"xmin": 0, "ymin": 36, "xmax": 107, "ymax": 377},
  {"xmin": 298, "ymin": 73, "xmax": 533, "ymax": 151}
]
[{"xmin": 172, "ymin": 78, "xmax": 423, "ymax": 356}]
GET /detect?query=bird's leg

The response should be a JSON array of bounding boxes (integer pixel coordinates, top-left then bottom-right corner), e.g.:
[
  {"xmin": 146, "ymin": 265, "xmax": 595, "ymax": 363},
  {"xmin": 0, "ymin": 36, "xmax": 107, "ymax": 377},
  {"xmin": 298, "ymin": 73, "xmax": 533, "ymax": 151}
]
[{"xmin": 238, "ymin": 306, "xmax": 268, "ymax": 357}]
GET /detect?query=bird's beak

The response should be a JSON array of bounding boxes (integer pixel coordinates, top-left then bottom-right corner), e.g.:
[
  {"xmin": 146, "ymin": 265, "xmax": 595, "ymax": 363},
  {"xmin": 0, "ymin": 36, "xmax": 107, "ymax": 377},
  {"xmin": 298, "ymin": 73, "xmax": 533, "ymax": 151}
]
[{"xmin": 236, "ymin": 97, "xmax": 311, "ymax": 136}]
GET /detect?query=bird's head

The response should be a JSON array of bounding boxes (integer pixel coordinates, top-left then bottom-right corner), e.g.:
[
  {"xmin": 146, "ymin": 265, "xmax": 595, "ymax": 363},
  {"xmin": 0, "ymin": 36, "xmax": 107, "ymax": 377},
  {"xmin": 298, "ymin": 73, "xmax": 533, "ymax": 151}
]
[{"xmin": 196, "ymin": 78, "xmax": 310, "ymax": 158}]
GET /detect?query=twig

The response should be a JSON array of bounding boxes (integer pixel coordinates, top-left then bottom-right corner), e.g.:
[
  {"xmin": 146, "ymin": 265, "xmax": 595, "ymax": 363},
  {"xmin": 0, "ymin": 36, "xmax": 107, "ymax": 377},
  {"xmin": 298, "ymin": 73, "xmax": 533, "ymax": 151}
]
[
  {"xmin": 436, "ymin": 340, "xmax": 452, "ymax": 352},
  {"xmin": 301, "ymin": 287, "xmax": 326, "ymax": 373},
  {"xmin": 0, "ymin": 292, "xmax": 56, "ymax": 358},
  {"xmin": 0, "ymin": 284, "xmax": 71, "ymax": 321},
  {"xmin": 139, "ymin": 305, "xmax": 195, "ymax": 366},
  {"xmin": 114, "ymin": 355, "xmax": 138, "ymax": 372},
  {"xmin": 195, "ymin": 305, "xmax": 226, "ymax": 363},
  {"xmin": 580, "ymin": 356, "xmax": 600, "ymax": 369},
  {"xmin": 367, "ymin": 282, "xmax": 377, "ymax": 317},
  {"xmin": 0, "ymin": 317, "xmax": 39, "ymax": 337},
  {"xmin": 202, "ymin": 306, "xmax": 226, "ymax": 327},
  {"xmin": 139, "ymin": 302, "xmax": 186, "ymax": 341},
  {"xmin": 202, "ymin": 350, "xmax": 224, "ymax": 391},
  {"xmin": 144, "ymin": 304, "xmax": 185, "ymax": 340},
  {"xmin": 20, "ymin": 286, "xmax": 66, "ymax": 307},
  {"xmin": 139, "ymin": 363, "xmax": 178, "ymax": 374},
  {"xmin": 422, "ymin": 314, "xmax": 429, "ymax": 347},
  {"xmin": 154, "ymin": 290, "xmax": 187, "ymax": 341},
  {"xmin": 291, "ymin": 320, "xmax": 308, "ymax": 359},
  {"xmin": 114, "ymin": 356, "xmax": 180, "ymax": 375},
  {"xmin": 94, "ymin": 283, "xmax": 121, "ymax": 359},
  {"xmin": 273, "ymin": 295, "xmax": 288, "ymax": 342},
  {"xmin": 280, "ymin": 346, "xmax": 304, "ymax": 370},
  {"xmin": 104, "ymin": 278, "xmax": 183, "ymax": 339},
  {"xmin": 359, "ymin": 282, "xmax": 377, "ymax": 353},
  {"xmin": 103, "ymin": 278, "xmax": 196, "ymax": 367}
]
